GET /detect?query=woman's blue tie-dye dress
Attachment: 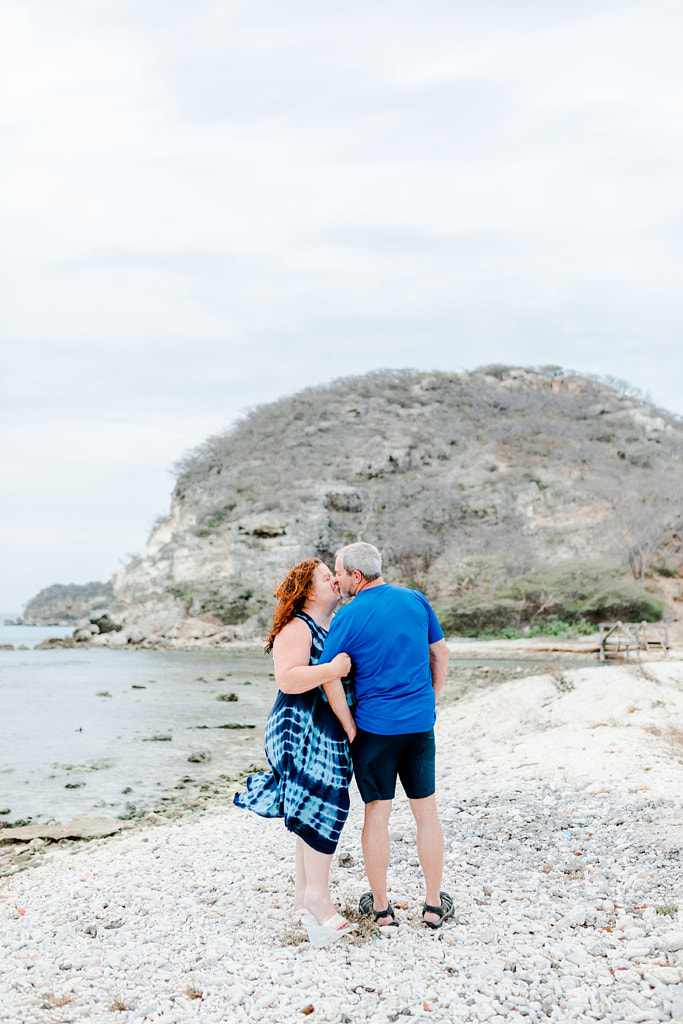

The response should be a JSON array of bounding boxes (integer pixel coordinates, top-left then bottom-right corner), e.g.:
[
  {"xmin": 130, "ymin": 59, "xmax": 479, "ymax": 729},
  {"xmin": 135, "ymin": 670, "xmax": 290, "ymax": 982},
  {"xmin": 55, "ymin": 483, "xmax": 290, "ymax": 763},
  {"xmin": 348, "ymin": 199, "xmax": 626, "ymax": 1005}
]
[{"xmin": 233, "ymin": 612, "xmax": 353, "ymax": 854}]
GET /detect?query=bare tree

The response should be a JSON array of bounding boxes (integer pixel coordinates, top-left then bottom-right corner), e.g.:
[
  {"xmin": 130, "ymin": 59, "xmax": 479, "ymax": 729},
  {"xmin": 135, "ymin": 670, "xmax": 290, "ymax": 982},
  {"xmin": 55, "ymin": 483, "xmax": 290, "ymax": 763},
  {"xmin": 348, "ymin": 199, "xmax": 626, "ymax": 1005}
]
[{"xmin": 605, "ymin": 471, "xmax": 683, "ymax": 579}]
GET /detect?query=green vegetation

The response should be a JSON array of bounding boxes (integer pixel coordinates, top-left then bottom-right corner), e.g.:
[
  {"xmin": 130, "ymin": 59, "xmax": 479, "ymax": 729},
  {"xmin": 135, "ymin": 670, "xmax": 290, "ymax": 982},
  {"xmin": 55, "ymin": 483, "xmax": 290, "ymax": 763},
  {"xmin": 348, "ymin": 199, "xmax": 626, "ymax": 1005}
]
[
  {"xmin": 433, "ymin": 558, "xmax": 664, "ymax": 638},
  {"xmin": 193, "ymin": 504, "xmax": 237, "ymax": 537}
]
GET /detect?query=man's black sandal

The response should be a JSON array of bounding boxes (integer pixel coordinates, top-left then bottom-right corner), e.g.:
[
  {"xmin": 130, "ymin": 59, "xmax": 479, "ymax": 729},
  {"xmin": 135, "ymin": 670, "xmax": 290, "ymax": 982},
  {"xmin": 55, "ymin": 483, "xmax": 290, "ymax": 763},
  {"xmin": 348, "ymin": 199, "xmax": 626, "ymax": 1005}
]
[
  {"xmin": 422, "ymin": 891, "xmax": 454, "ymax": 929},
  {"xmin": 358, "ymin": 891, "xmax": 399, "ymax": 927}
]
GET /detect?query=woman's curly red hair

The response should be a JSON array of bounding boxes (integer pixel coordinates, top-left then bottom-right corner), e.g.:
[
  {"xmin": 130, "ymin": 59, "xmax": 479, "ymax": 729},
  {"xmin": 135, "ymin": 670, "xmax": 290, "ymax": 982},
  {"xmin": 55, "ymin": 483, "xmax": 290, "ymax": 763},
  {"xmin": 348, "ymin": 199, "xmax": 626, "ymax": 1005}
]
[{"xmin": 265, "ymin": 557, "xmax": 322, "ymax": 653}]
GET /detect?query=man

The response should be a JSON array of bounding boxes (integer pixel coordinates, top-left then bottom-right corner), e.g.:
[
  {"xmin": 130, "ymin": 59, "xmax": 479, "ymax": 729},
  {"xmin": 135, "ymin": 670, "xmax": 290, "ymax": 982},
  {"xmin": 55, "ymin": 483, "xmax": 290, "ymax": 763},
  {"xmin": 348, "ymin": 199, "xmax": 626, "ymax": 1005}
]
[{"xmin": 318, "ymin": 542, "xmax": 452, "ymax": 929}]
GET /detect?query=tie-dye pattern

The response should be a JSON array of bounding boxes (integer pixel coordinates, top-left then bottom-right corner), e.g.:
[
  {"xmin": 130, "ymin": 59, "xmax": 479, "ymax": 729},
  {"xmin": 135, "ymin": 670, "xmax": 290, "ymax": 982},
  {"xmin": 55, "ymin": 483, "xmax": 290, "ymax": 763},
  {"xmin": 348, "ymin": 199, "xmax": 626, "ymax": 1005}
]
[{"xmin": 233, "ymin": 612, "xmax": 353, "ymax": 854}]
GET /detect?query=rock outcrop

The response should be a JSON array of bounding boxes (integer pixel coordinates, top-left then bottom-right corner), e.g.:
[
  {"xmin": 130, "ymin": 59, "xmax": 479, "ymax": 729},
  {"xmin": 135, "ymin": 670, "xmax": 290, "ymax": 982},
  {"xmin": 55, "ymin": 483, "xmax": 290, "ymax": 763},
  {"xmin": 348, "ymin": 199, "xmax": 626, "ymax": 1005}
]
[
  {"xmin": 0, "ymin": 815, "xmax": 123, "ymax": 843},
  {"xmin": 25, "ymin": 368, "xmax": 683, "ymax": 645},
  {"xmin": 100, "ymin": 367, "xmax": 683, "ymax": 645}
]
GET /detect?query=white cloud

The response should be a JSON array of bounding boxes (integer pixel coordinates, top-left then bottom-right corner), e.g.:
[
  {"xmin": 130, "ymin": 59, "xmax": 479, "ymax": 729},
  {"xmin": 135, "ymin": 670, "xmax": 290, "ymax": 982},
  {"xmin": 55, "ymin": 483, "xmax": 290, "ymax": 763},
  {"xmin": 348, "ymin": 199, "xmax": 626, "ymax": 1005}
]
[{"xmin": 2, "ymin": 0, "xmax": 682, "ymax": 606}]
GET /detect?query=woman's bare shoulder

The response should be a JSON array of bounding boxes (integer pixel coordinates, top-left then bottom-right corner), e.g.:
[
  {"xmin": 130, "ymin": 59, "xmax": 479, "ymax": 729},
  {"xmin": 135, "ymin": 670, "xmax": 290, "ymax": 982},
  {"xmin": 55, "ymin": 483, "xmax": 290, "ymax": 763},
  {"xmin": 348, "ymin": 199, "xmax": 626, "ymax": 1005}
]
[{"xmin": 273, "ymin": 615, "xmax": 310, "ymax": 646}]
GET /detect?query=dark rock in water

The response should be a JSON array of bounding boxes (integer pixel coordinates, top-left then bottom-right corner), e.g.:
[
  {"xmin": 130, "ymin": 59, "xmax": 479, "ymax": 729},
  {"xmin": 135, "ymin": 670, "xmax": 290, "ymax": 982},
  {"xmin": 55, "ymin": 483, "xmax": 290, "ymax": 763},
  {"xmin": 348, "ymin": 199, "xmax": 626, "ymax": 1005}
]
[
  {"xmin": 0, "ymin": 644, "xmax": 14, "ymax": 651},
  {"xmin": 35, "ymin": 636, "xmax": 76, "ymax": 649},
  {"xmin": 216, "ymin": 692, "xmax": 238, "ymax": 702},
  {"xmin": 143, "ymin": 734, "xmax": 172, "ymax": 742},
  {"xmin": 65, "ymin": 782, "xmax": 86, "ymax": 789},
  {"xmin": 90, "ymin": 614, "xmax": 122, "ymax": 634},
  {"xmin": 0, "ymin": 809, "xmax": 10, "ymax": 816},
  {"xmin": 188, "ymin": 750, "xmax": 211, "ymax": 763},
  {"xmin": 192, "ymin": 722, "xmax": 255, "ymax": 730},
  {"xmin": 131, "ymin": 684, "xmax": 146, "ymax": 689},
  {"xmin": 119, "ymin": 801, "xmax": 140, "ymax": 820},
  {"xmin": 96, "ymin": 691, "xmax": 112, "ymax": 697},
  {"xmin": 121, "ymin": 787, "xmax": 133, "ymax": 795}
]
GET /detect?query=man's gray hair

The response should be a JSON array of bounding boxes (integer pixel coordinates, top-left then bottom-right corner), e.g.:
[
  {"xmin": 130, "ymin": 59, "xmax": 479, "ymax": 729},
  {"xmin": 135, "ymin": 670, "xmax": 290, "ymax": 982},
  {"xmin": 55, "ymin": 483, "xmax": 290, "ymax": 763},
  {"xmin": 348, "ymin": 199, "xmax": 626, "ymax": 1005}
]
[{"xmin": 337, "ymin": 542, "xmax": 382, "ymax": 581}]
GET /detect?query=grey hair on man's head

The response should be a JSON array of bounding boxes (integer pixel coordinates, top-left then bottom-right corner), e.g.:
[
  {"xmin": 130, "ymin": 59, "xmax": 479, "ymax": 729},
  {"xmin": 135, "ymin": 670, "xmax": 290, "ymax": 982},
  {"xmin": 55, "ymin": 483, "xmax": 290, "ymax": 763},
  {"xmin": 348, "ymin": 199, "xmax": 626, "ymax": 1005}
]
[{"xmin": 336, "ymin": 542, "xmax": 382, "ymax": 581}]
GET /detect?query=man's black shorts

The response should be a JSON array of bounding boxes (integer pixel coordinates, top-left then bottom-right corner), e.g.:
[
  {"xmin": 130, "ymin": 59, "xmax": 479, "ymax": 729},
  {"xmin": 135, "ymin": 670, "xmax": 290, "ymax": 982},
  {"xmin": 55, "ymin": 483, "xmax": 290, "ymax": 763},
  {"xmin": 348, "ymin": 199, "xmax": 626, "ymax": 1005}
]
[{"xmin": 351, "ymin": 727, "xmax": 436, "ymax": 803}]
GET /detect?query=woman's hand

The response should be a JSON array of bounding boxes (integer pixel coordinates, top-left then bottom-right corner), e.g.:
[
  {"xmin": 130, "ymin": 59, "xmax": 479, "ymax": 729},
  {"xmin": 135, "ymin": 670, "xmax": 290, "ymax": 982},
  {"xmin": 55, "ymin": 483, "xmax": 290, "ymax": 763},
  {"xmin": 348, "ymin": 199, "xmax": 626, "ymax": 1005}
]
[
  {"xmin": 345, "ymin": 721, "xmax": 357, "ymax": 744},
  {"xmin": 330, "ymin": 652, "xmax": 351, "ymax": 678}
]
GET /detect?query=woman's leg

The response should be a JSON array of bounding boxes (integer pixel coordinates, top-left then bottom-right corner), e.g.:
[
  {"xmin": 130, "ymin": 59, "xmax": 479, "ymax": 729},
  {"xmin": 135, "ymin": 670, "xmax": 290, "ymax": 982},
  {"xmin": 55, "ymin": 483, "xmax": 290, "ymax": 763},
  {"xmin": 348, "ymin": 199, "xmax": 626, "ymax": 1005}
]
[
  {"xmin": 301, "ymin": 841, "xmax": 343, "ymax": 925},
  {"xmin": 294, "ymin": 837, "xmax": 306, "ymax": 910}
]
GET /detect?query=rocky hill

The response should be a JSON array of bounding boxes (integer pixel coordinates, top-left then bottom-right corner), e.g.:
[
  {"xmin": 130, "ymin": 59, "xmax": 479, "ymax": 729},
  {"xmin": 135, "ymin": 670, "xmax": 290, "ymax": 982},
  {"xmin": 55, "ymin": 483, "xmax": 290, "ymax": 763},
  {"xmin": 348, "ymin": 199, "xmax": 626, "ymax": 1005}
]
[
  {"xmin": 99, "ymin": 367, "xmax": 683, "ymax": 647},
  {"xmin": 22, "ymin": 581, "xmax": 122, "ymax": 626}
]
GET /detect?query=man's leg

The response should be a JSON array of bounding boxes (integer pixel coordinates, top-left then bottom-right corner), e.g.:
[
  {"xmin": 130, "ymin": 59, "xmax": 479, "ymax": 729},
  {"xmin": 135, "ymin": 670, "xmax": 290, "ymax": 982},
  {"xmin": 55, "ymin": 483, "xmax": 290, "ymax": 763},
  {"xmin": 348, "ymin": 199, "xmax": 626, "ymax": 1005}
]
[
  {"xmin": 409, "ymin": 794, "xmax": 444, "ymax": 925},
  {"xmin": 361, "ymin": 799, "xmax": 393, "ymax": 922}
]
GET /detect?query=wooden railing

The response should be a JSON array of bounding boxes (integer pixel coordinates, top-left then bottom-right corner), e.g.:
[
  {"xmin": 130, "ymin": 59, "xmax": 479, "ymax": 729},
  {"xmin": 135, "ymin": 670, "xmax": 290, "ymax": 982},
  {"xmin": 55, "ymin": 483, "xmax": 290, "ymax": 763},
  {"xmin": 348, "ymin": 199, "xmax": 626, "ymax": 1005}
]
[{"xmin": 598, "ymin": 621, "xmax": 670, "ymax": 661}]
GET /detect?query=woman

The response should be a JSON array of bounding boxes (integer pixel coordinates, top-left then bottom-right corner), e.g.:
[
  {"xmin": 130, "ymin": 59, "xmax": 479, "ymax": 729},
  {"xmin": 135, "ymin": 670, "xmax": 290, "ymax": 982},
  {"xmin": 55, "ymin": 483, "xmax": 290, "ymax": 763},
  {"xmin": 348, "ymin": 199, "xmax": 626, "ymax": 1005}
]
[{"xmin": 234, "ymin": 558, "xmax": 356, "ymax": 944}]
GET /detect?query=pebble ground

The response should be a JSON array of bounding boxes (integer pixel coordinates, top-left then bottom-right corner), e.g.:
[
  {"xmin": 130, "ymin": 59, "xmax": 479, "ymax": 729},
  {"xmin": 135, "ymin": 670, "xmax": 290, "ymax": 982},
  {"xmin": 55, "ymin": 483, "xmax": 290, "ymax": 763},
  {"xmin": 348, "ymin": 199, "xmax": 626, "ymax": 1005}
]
[{"xmin": 2, "ymin": 662, "xmax": 683, "ymax": 1024}]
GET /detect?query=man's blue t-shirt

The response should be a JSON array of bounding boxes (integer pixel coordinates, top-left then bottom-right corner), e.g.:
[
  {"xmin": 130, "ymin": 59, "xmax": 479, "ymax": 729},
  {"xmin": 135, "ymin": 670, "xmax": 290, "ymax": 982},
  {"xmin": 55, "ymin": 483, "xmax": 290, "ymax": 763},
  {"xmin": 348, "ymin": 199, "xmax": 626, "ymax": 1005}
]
[{"xmin": 319, "ymin": 584, "xmax": 444, "ymax": 736}]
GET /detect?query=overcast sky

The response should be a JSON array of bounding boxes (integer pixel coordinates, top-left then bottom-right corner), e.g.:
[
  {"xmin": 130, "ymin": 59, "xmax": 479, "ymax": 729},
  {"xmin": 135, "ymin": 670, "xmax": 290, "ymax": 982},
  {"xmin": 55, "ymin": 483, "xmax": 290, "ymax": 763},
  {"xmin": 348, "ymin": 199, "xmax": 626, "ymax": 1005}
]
[{"xmin": 2, "ymin": 0, "xmax": 683, "ymax": 612}]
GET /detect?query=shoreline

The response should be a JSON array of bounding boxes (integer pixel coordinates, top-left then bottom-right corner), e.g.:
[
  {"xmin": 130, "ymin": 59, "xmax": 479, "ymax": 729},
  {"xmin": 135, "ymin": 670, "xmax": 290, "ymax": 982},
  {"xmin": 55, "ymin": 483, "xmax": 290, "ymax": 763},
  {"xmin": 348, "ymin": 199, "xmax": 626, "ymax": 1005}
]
[
  {"xmin": 2, "ymin": 660, "xmax": 683, "ymax": 1022},
  {"xmin": 0, "ymin": 632, "xmax": 618, "ymax": 653},
  {"xmin": 7, "ymin": 626, "xmax": 682, "ymax": 659},
  {"xmin": 0, "ymin": 642, "xmax": 612, "ymax": 847},
  {"xmin": 1, "ymin": 640, "xmax": 679, "ymax": 856}
]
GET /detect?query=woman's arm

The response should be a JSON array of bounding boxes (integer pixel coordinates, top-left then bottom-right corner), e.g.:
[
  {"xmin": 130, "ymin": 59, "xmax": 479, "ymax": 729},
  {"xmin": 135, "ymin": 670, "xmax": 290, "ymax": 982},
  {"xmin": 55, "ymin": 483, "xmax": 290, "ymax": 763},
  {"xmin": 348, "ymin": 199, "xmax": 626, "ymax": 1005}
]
[
  {"xmin": 323, "ymin": 679, "xmax": 356, "ymax": 743},
  {"xmin": 273, "ymin": 618, "xmax": 351, "ymax": 694}
]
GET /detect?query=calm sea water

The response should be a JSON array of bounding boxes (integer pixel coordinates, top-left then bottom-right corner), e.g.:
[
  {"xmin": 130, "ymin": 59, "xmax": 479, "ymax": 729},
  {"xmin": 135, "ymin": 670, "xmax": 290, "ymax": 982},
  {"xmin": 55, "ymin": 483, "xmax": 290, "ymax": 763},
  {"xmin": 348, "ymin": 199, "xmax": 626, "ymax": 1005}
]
[
  {"xmin": 0, "ymin": 624, "xmax": 599, "ymax": 826},
  {"xmin": 0, "ymin": 632, "xmax": 274, "ymax": 824},
  {"xmin": 0, "ymin": 622, "xmax": 74, "ymax": 648}
]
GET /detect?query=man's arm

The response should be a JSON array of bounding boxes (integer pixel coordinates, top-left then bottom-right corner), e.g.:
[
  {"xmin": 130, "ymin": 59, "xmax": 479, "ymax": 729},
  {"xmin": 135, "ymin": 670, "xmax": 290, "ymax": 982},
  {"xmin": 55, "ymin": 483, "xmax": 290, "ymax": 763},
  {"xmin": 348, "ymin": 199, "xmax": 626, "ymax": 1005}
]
[{"xmin": 429, "ymin": 638, "xmax": 450, "ymax": 701}]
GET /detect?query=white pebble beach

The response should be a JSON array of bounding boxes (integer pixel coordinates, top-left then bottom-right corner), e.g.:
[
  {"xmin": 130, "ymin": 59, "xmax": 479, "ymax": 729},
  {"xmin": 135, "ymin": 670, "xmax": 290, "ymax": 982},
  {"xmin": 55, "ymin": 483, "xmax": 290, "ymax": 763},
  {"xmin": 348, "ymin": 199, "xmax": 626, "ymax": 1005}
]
[{"xmin": 2, "ymin": 660, "xmax": 683, "ymax": 1024}]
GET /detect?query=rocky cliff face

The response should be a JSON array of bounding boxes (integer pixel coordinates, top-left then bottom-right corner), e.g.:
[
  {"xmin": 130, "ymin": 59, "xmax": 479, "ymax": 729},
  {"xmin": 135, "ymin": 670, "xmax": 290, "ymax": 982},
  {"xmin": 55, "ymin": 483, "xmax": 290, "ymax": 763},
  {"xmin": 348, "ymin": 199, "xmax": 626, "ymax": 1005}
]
[{"xmin": 101, "ymin": 367, "xmax": 683, "ymax": 646}]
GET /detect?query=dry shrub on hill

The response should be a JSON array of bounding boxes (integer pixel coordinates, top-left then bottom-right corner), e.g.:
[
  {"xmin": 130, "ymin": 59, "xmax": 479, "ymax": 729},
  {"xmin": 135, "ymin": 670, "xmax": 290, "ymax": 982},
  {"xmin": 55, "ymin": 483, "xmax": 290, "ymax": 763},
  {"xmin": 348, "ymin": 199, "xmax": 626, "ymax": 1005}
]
[{"xmin": 164, "ymin": 367, "xmax": 683, "ymax": 635}]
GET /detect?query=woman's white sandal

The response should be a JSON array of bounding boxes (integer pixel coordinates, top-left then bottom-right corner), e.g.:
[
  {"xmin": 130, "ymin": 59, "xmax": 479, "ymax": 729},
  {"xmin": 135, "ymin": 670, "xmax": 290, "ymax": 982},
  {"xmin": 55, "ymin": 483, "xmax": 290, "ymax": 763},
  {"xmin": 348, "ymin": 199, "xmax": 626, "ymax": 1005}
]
[{"xmin": 304, "ymin": 910, "xmax": 356, "ymax": 947}]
